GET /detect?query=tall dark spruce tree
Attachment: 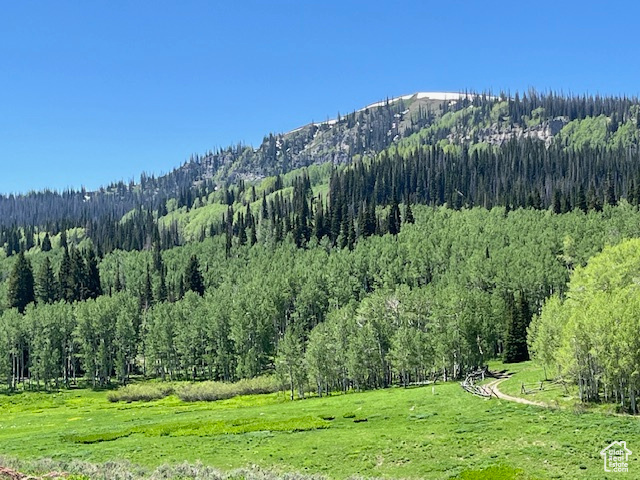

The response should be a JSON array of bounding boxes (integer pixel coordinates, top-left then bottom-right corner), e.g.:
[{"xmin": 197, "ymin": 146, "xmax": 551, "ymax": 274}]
[
  {"xmin": 504, "ymin": 292, "xmax": 531, "ymax": 363},
  {"xmin": 58, "ymin": 247, "xmax": 74, "ymax": 302},
  {"xmin": 70, "ymin": 247, "xmax": 86, "ymax": 301},
  {"xmin": 404, "ymin": 196, "xmax": 415, "ymax": 224},
  {"xmin": 84, "ymin": 248, "xmax": 102, "ymax": 300},
  {"xmin": 7, "ymin": 251, "xmax": 35, "ymax": 313},
  {"xmin": 185, "ymin": 255, "xmax": 205, "ymax": 296},
  {"xmin": 41, "ymin": 233, "xmax": 52, "ymax": 252},
  {"xmin": 387, "ymin": 195, "xmax": 402, "ymax": 235},
  {"xmin": 35, "ymin": 256, "xmax": 58, "ymax": 304}
]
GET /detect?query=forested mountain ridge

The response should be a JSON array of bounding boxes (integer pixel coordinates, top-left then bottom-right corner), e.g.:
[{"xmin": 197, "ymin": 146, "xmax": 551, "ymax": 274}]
[
  {"xmin": 4, "ymin": 91, "xmax": 640, "ymax": 412},
  {"xmin": 0, "ymin": 91, "xmax": 445, "ymax": 229},
  {"xmin": 1, "ymin": 90, "xmax": 639, "ymax": 233},
  {"xmin": 194, "ymin": 92, "xmax": 467, "ymax": 182},
  {"xmin": 125, "ymin": 90, "xmax": 640, "ymax": 188},
  {"xmin": 2, "ymin": 90, "xmax": 640, "ymax": 259}
]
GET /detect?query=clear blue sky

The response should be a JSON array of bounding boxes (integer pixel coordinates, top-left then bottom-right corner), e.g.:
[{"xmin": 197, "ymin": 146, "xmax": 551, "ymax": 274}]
[{"xmin": 1, "ymin": 1, "xmax": 639, "ymax": 194}]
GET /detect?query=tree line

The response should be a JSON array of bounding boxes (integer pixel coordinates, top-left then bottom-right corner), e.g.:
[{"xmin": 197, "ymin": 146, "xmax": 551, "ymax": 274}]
[{"xmin": 4, "ymin": 204, "xmax": 640, "ymax": 390}]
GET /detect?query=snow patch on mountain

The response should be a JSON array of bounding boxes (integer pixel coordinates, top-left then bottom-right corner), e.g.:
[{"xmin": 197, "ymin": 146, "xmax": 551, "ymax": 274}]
[
  {"xmin": 360, "ymin": 92, "xmax": 472, "ymax": 111},
  {"xmin": 287, "ymin": 92, "xmax": 468, "ymax": 135}
]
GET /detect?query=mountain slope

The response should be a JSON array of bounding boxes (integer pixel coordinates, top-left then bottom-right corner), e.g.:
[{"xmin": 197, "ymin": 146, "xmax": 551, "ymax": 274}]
[
  {"xmin": 0, "ymin": 92, "xmax": 459, "ymax": 229},
  {"xmin": 185, "ymin": 91, "xmax": 463, "ymax": 183},
  {"xmin": 1, "ymin": 90, "xmax": 639, "ymax": 235}
]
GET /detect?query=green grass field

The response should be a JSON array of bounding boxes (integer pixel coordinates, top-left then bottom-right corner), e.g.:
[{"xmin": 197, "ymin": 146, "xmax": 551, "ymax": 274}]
[{"xmin": 0, "ymin": 365, "xmax": 638, "ymax": 479}]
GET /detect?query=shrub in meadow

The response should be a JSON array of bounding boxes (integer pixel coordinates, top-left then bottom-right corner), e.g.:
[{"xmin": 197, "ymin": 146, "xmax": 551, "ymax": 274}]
[
  {"xmin": 176, "ymin": 376, "xmax": 279, "ymax": 402},
  {"xmin": 106, "ymin": 384, "xmax": 175, "ymax": 403}
]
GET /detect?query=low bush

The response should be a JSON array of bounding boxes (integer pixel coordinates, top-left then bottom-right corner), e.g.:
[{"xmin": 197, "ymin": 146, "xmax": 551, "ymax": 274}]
[
  {"xmin": 106, "ymin": 384, "xmax": 175, "ymax": 403},
  {"xmin": 176, "ymin": 376, "xmax": 279, "ymax": 402}
]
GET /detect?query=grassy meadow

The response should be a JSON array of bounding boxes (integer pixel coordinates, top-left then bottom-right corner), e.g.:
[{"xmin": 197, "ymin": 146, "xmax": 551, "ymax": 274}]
[{"xmin": 1, "ymin": 365, "xmax": 639, "ymax": 479}]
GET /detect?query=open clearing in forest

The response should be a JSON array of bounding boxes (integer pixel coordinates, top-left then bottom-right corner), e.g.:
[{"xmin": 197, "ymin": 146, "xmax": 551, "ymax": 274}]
[{"xmin": 0, "ymin": 363, "xmax": 638, "ymax": 479}]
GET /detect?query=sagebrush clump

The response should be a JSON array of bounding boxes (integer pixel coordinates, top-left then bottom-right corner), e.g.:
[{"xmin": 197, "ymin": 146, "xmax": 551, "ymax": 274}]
[
  {"xmin": 176, "ymin": 376, "xmax": 279, "ymax": 402},
  {"xmin": 107, "ymin": 383, "xmax": 175, "ymax": 403}
]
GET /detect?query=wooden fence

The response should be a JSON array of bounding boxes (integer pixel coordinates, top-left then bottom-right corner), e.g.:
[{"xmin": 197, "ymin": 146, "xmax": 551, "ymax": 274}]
[
  {"xmin": 520, "ymin": 379, "xmax": 568, "ymax": 395},
  {"xmin": 460, "ymin": 367, "xmax": 496, "ymax": 398}
]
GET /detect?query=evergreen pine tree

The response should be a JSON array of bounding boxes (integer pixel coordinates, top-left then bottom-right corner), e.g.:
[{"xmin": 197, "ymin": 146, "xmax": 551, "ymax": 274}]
[
  {"xmin": 576, "ymin": 185, "xmax": 587, "ymax": 213},
  {"xmin": 245, "ymin": 203, "xmax": 253, "ymax": 230},
  {"xmin": 355, "ymin": 201, "xmax": 365, "ymax": 231},
  {"xmin": 275, "ymin": 219, "xmax": 283, "ymax": 242},
  {"xmin": 533, "ymin": 190, "xmax": 542, "ymax": 210},
  {"xmin": 237, "ymin": 213, "xmax": 247, "ymax": 246},
  {"xmin": 552, "ymin": 190, "xmax": 562, "ymax": 214},
  {"xmin": 587, "ymin": 187, "xmax": 602, "ymax": 212},
  {"xmin": 283, "ymin": 214, "xmax": 292, "ymax": 235},
  {"xmin": 293, "ymin": 215, "xmax": 304, "ymax": 248},
  {"xmin": 627, "ymin": 180, "xmax": 636, "ymax": 205},
  {"xmin": 404, "ymin": 198, "xmax": 415, "ymax": 224},
  {"xmin": 504, "ymin": 292, "xmax": 531, "ymax": 363},
  {"xmin": 606, "ymin": 172, "xmax": 617, "ymax": 206},
  {"xmin": 24, "ymin": 228, "xmax": 34, "ymax": 251},
  {"xmin": 142, "ymin": 263, "xmax": 153, "ymax": 310},
  {"xmin": 70, "ymin": 247, "xmax": 86, "ymax": 301},
  {"xmin": 261, "ymin": 192, "xmax": 268, "ymax": 221},
  {"xmin": 347, "ymin": 216, "xmax": 356, "ymax": 250},
  {"xmin": 300, "ymin": 195, "xmax": 311, "ymax": 244},
  {"xmin": 225, "ymin": 221, "xmax": 232, "ymax": 258},
  {"xmin": 560, "ymin": 193, "xmax": 571, "ymax": 213},
  {"xmin": 312, "ymin": 198, "xmax": 325, "ymax": 241},
  {"xmin": 503, "ymin": 292, "xmax": 518, "ymax": 363},
  {"xmin": 387, "ymin": 196, "xmax": 401, "ymax": 235},
  {"xmin": 364, "ymin": 200, "xmax": 377, "ymax": 237},
  {"xmin": 7, "ymin": 251, "xmax": 35, "ymax": 313},
  {"xmin": 35, "ymin": 256, "xmax": 58, "ymax": 304},
  {"xmin": 152, "ymin": 242, "xmax": 163, "ymax": 272},
  {"xmin": 41, "ymin": 233, "xmax": 52, "ymax": 252},
  {"xmin": 526, "ymin": 193, "xmax": 535, "ymax": 209},
  {"xmin": 185, "ymin": 255, "xmax": 205, "ymax": 296},
  {"xmin": 157, "ymin": 200, "xmax": 168, "ymax": 217},
  {"xmin": 58, "ymin": 247, "xmax": 74, "ymax": 302},
  {"xmin": 338, "ymin": 206, "xmax": 349, "ymax": 249},
  {"xmin": 84, "ymin": 248, "xmax": 102, "ymax": 299},
  {"xmin": 329, "ymin": 180, "xmax": 343, "ymax": 243}
]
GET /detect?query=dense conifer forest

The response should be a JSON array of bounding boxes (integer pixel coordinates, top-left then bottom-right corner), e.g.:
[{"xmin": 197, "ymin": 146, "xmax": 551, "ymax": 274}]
[{"xmin": 2, "ymin": 91, "xmax": 640, "ymax": 411}]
